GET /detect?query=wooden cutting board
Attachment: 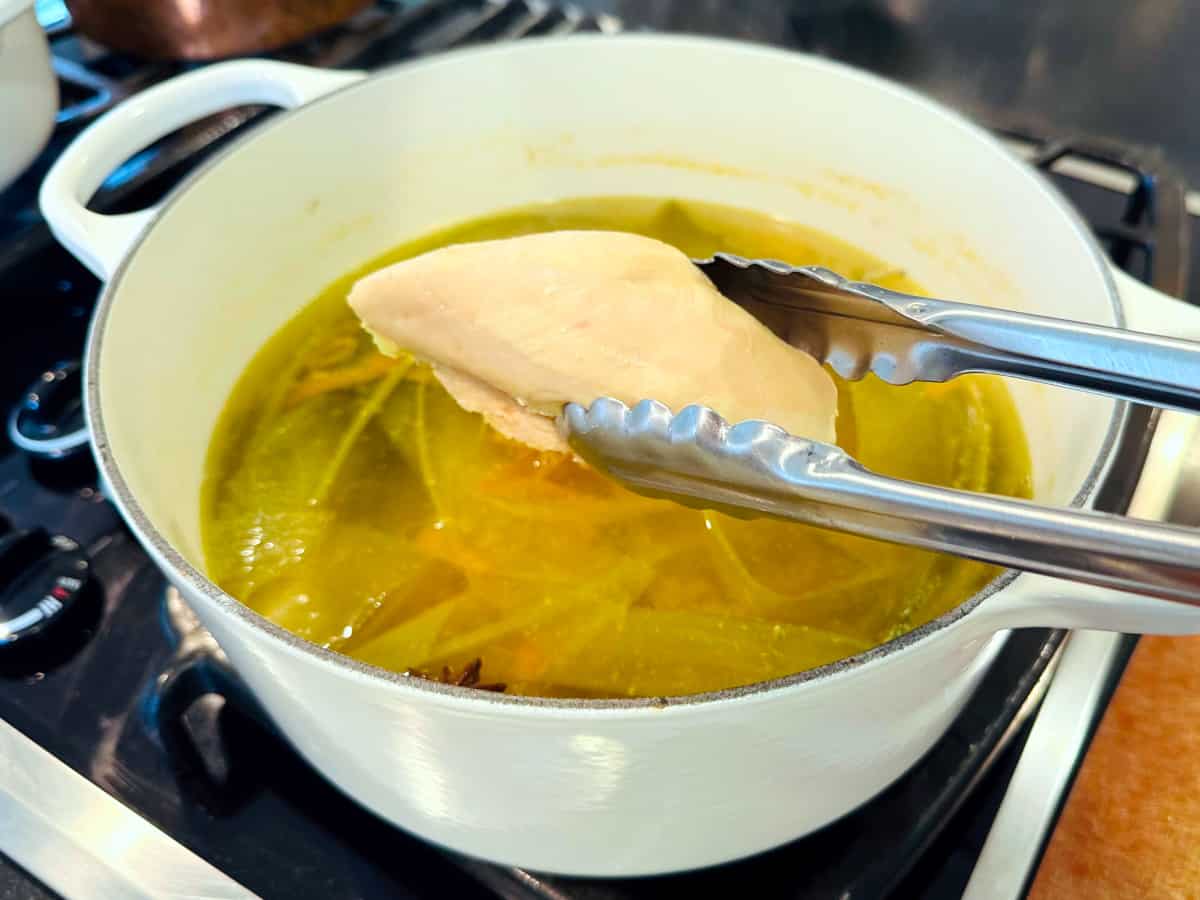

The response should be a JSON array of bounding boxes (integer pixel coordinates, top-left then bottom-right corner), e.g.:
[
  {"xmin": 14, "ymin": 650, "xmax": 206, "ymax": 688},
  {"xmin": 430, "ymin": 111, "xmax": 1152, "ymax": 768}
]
[{"xmin": 1029, "ymin": 634, "xmax": 1200, "ymax": 899}]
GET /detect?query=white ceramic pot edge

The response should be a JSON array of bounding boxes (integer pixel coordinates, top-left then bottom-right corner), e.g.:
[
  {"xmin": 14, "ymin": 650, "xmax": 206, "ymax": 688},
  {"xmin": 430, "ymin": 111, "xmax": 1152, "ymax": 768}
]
[{"xmin": 0, "ymin": 5, "xmax": 58, "ymax": 193}]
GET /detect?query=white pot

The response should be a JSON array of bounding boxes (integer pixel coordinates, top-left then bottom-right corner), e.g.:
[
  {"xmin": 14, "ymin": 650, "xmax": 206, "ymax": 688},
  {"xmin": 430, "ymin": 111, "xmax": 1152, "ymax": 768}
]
[
  {"xmin": 0, "ymin": 0, "xmax": 57, "ymax": 192},
  {"xmin": 38, "ymin": 36, "xmax": 1200, "ymax": 877}
]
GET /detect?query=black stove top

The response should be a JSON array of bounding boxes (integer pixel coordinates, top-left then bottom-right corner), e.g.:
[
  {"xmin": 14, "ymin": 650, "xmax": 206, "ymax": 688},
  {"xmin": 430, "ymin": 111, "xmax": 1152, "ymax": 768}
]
[{"xmin": 0, "ymin": 3, "xmax": 1193, "ymax": 898}]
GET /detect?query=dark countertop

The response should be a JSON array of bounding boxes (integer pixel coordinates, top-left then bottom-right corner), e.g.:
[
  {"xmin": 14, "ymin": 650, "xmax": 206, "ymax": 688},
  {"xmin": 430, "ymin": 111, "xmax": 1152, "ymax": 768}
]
[
  {"xmin": 0, "ymin": 860, "xmax": 52, "ymax": 900},
  {"xmin": 584, "ymin": 0, "xmax": 1200, "ymax": 191}
]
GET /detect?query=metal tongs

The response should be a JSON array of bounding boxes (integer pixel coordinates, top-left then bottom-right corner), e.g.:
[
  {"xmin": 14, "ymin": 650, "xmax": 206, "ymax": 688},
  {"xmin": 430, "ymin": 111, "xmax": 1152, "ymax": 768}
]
[{"xmin": 560, "ymin": 254, "xmax": 1200, "ymax": 604}]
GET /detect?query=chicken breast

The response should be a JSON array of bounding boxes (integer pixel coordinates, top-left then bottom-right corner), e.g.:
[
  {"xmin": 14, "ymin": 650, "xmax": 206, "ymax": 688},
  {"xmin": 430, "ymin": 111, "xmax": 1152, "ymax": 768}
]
[{"xmin": 347, "ymin": 230, "xmax": 837, "ymax": 453}]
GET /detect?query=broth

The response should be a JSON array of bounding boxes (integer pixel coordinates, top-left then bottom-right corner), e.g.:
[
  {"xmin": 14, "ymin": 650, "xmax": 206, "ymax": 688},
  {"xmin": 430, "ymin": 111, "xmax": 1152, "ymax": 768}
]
[{"xmin": 201, "ymin": 197, "xmax": 1032, "ymax": 698}]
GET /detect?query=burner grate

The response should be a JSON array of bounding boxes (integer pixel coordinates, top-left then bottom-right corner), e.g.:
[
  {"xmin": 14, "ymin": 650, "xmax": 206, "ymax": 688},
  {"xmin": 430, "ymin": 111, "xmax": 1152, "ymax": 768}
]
[
  {"xmin": 41, "ymin": 0, "xmax": 621, "ymax": 127},
  {"xmin": 996, "ymin": 125, "xmax": 1190, "ymax": 295}
]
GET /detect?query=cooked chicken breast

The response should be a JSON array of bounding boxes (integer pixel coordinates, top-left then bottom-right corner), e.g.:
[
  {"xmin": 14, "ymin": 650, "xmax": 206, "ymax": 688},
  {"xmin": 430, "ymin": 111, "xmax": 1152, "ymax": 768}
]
[{"xmin": 347, "ymin": 230, "xmax": 837, "ymax": 452}]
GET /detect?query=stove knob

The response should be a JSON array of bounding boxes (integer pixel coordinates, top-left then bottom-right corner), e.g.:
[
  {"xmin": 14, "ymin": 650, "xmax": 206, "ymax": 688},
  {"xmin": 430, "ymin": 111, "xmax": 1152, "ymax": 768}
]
[
  {"xmin": 0, "ymin": 529, "xmax": 92, "ymax": 649},
  {"xmin": 7, "ymin": 361, "xmax": 90, "ymax": 459}
]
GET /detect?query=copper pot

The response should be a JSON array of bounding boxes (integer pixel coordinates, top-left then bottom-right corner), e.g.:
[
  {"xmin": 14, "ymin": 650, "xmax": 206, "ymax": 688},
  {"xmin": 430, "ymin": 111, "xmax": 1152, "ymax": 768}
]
[{"xmin": 64, "ymin": 0, "xmax": 375, "ymax": 60}]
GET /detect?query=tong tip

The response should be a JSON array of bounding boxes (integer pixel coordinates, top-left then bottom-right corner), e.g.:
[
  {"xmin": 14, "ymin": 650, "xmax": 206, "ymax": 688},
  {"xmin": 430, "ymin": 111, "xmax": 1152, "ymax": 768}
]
[{"xmin": 559, "ymin": 397, "xmax": 840, "ymax": 479}]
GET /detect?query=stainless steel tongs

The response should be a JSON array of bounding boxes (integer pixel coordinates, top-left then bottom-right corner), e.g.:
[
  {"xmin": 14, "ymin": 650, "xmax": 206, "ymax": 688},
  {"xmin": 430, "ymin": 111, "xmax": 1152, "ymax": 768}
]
[{"xmin": 559, "ymin": 255, "xmax": 1200, "ymax": 604}]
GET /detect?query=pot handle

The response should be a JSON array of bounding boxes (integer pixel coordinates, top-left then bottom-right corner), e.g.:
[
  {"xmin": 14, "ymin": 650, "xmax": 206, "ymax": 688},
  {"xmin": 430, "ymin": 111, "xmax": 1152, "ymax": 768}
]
[
  {"xmin": 966, "ymin": 265, "xmax": 1200, "ymax": 637},
  {"xmin": 39, "ymin": 60, "xmax": 365, "ymax": 281},
  {"xmin": 968, "ymin": 575, "xmax": 1200, "ymax": 636},
  {"xmin": 1115, "ymin": 266, "xmax": 1200, "ymax": 338}
]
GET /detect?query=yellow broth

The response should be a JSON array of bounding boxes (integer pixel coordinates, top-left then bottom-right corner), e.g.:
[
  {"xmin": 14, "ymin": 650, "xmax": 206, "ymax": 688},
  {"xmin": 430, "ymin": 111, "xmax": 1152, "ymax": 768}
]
[{"xmin": 201, "ymin": 197, "xmax": 1033, "ymax": 698}]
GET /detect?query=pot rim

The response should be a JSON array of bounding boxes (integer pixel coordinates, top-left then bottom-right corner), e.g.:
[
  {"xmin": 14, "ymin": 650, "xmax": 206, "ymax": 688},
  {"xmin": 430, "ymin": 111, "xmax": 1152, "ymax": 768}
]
[
  {"xmin": 0, "ymin": 0, "xmax": 33, "ymax": 30},
  {"xmin": 85, "ymin": 32, "xmax": 1132, "ymax": 714}
]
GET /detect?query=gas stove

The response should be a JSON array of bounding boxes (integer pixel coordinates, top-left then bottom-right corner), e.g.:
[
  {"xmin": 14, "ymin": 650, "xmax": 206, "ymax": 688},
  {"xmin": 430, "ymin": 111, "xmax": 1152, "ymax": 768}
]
[{"xmin": 0, "ymin": 2, "xmax": 1195, "ymax": 898}]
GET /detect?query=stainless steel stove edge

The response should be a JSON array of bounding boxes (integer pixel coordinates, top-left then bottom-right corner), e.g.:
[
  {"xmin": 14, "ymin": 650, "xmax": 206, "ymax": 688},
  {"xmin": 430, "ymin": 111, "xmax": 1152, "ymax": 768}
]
[
  {"xmin": 964, "ymin": 411, "xmax": 1200, "ymax": 899},
  {"xmin": 0, "ymin": 718, "xmax": 256, "ymax": 900}
]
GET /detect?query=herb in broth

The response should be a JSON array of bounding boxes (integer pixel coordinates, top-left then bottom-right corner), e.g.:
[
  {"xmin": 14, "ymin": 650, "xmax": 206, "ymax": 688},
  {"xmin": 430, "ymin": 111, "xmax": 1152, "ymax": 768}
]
[
  {"xmin": 404, "ymin": 657, "xmax": 506, "ymax": 693},
  {"xmin": 201, "ymin": 197, "xmax": 1033, "ymax": 699}
]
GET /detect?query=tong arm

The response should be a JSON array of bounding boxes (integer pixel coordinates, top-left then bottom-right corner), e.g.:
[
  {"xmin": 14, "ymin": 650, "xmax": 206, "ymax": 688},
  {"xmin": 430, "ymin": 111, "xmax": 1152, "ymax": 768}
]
[
  {"xmin": 697, "ymin": 254, "xmax": 1200, "ymax": 414},
  {"xmin": 562, "ymin": 398, "xmax": 1200, "ymax": 605}
]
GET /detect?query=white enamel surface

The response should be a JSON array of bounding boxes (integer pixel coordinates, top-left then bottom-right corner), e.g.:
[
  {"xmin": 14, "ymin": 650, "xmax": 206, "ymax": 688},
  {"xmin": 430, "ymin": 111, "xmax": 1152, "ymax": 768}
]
[
  {"xmin": 51, "ymin": 35, "xmax": 1200, "ymax": 874},
  {"xmin": 1118, "ymin": 267, "xmax": 1200, "ymax": 337},
  {"xmin": 166, "ymin": 550, "xmax": 1007, "ymax": 875},
  {"xmin": 0, "ymin": 5, "xmax": 56, "ymax": 192},
  {"xmin": 0, "ymin": 0, "xmax": 33, "ymax": 27},
  {"xmin": 39, "ymin": 60, "xmax": 364, "ymax": 279}
]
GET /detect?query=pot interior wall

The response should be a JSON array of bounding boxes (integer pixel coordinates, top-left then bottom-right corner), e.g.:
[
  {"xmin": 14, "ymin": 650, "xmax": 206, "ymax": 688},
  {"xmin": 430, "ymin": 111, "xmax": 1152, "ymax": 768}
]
[{"xmin": 93, "ymin": 37, "xmax": 1120, "ymax": 570}]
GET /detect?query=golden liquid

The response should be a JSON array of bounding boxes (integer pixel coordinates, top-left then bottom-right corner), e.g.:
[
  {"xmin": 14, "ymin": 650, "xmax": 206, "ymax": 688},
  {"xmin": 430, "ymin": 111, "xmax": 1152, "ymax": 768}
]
[{"xmin": 201, "ymin": 197, "xmax": 1033, "ymax": 698}]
